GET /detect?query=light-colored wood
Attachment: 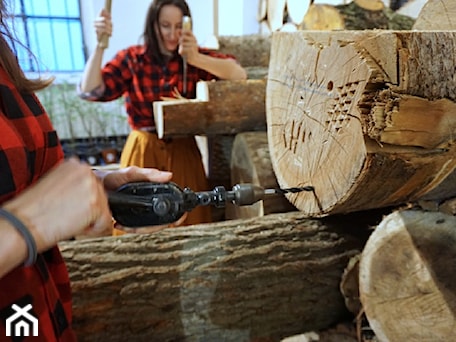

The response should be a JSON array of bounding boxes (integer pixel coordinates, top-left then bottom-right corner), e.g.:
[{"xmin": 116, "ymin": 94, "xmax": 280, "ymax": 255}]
[
  {"xmin": 153, "ymin": 79, "xmax": 266, "ymax": 139},
  {"xmin": 413, "ymin": 0, "xmax": 456, "ymax": 30},
  {"xmin": 359, "ymin": 210, "xmax": 456, "ymax": 342},
  {"xmin": 268, "ymin": 0, "xmax": 287, "ymax": 31},
  {"xmin": 226, "ymin": 132, "xmax": 296, "ymax": 220},
  {"xmin": 354, "ymin": 0, "xmax": 384, "ymax": 11},
  {"xmin": 286, "ymin": 0, "xmax": 310, "ymax": 25},
  {"xmin": 266, "ymin": 31, "xmax": 456, "ymax": 217},
  {"xmin": 258, "ymin": 0, "xmax": 268, "ymax": 21},
  {"xmin": 60, "ymin": 211, "xmax": 371, "ymax": 342},
  {"xmin": 300, "ymin": 4, "xmax": 345, "ymax": 30},
  {"xmin": 98, "ymin": 0, "xmax": 112, "ymax": 49}
]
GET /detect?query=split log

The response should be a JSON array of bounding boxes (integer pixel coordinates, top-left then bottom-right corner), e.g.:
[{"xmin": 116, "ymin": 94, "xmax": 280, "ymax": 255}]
[
  {"xmin": 286, "ymin": 0, "xmax": 310, "ymax": 26},
  {"xmin": 153, "ymin": 79, "xmax": 266, "ymax": 139},
  {"xmin": 267, "ymin": 0, "xmax": 287, "ymax": 32},
  {"xmin": 226, "ymin": 132, "xmax": 296, "ymax": 220},
  {"xmin": 60, "ymin": 211, "xmax": 379, "ymax": 342},
  {"xmin": 266, "ymin": 30, "xmax": 456, "ymax": 217},
  {"xmin": 359, "ymin": 209, "xmax": 456, "ymax": 342}
]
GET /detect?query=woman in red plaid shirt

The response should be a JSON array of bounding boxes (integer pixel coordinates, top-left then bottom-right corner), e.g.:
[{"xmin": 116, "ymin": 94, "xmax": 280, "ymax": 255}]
[
  {"xmin": 79, "ymin": 0, "xmax": 247, "ymax": 231},
  {"xmin": 0, "ymin": 0, "xmax": 174, "ymax": 339}
]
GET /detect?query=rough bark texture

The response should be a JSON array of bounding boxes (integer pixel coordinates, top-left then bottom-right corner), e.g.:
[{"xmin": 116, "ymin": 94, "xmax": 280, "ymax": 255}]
[
  {"xmin": 153, "ymin": 80, "xmax": 266, "ymax": 139},
  {"xmin": 266, "ymin": 30, "xmax": 456, "ymax": 217},
  {"xmin": 60, "ymin": 211, "xmax": 381, "ymax": 342},
  {"xmin": 359, "ymin": 210, "xmax": 456, "ymax": 342},
  {"xmin": 226, "ymin": 132, "xmax": 296, "ymax": 220},
  {"xmin": 336, "ymin": 2, "xmax": 415, "ymax": 30},
  {"xmin": 217, "ymin": 35, "xmax": 271, "ymax": 68}
]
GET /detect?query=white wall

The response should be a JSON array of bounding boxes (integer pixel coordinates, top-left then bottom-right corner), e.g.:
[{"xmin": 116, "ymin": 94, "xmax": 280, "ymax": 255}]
[{"xmin": 80, "ymin": 0, "xmax": 259, "ymax": 64}]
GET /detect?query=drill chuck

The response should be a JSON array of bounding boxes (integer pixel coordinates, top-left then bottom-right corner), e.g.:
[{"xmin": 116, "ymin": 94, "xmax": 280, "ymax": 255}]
[{"xmin": 228, "ymin": 184, "xmax": 265, "ymax": 206}]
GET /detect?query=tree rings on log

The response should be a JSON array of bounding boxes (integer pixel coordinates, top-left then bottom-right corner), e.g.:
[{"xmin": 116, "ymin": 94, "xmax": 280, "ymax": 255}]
[
  {"xmin": 359, "ymin": 210, "xmax": 456, "ymax": 342},
  {"xmin": 266, "ymin": 30, "xmax": 456, "ymax": 217},
  {"xmin": 413, "ymin": 0, "xmax": 456, "ymax": 30},
  {"xmin": 300, "ymin": 4, "xmax": 345, "ymax": 30}
]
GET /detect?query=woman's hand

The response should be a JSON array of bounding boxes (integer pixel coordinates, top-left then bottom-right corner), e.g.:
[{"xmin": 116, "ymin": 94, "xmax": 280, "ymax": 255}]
[
  {"xmin": 3, "ymin": 158, "xmax": 113, "ymax": 252},
  {"xmin": 98, "ymin": 166, "xmax": 172, "ymax": 191},
  {"xmin": 94, "ymin": 8, "xmax": 113, "ymax": 43},
  {"xmin": 179, "ymin": 30, "xmax": 199, "ymax": 64},
  {"xmin": 96, "ymin": 166, "xmax": 175, "ymax": 234}
]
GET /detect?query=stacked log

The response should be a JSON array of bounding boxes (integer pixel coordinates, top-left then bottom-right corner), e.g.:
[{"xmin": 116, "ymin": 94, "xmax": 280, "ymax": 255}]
[
  {"xmin": 65, "ymin": 3, "xmax": 456, "ymax": 341},
  {"xmin": 225, "ymin": 132, "xmax": 296, "ymax": 220},
  {"xmin": 61, "ymin": 210, "xmax": 381, "ymax": 341},
  {"xmin": 266, "ymin": 30, "xmax": 456, "ymax": 217},
  {"xmin": 257, "ymin": 0, "xmax": 417, "ymax": 33}
]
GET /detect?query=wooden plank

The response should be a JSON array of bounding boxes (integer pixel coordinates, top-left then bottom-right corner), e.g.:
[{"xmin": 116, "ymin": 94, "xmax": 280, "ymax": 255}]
[{"xmin": 153, "ymin": 79, "xmax": 266, "ymax": 138}]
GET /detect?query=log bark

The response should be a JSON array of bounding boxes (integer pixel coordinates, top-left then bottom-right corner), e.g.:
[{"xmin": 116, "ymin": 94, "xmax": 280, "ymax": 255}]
[
  {"xmin": 226, "ymin": 132, "xmax": 296, "ymax": 220},
  {"xmin": 359, "ymin": 209, "xmax": 456, "ymax": 342},
  {"xmin": 153, "ymin": 79, "xmax": 266, "ymax": 139},
  {"xmin": 266, "ymin": 30, "xmax": 456, "ymax": 217},
  {"xmin": 217, "ymin": 34, "xmax": 271, "ymax": 69},
  {"xmin": 335, "ymin": 2, "xmax": 415, "ymax": 30},
  {"xmin": 60, "ymin": 211, "xmax": 379, "ymax": 342}
]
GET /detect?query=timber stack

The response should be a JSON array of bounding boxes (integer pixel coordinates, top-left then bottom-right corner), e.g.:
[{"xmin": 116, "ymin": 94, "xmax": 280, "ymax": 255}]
[{"xmin": 62, "ymin": 0, "xmax": 456, "ymax": 341}]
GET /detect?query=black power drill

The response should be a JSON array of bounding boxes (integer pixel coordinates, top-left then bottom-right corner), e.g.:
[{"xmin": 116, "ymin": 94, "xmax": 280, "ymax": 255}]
[{"xmin": 108, "ymin": 182, "xmax": 314, "ymax": 227}]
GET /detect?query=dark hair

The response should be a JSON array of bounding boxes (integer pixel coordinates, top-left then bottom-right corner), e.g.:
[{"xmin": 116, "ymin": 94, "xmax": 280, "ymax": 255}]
[
  {"xmin": 0, "ymin": 0, "xmax": 52, "ymax": 92},
  {"xmin": 143, "ymin": 0, "xmax": 191, "ymax": 63}
]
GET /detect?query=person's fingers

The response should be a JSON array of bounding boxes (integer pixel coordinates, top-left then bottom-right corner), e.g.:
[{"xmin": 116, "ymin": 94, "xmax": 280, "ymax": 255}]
[{"xmin": 102, "ymin": 166, "xmax": 172, "ymax": 191}]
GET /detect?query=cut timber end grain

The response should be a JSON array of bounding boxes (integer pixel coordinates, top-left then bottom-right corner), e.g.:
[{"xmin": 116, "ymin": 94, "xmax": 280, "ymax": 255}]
[
  {"xmin": 359, "ymin": 210, "xmax": 456, "ymax": 342},
  {"xmin": 266, "ymin": 30, "xmax": 456, "ymax": 217}
]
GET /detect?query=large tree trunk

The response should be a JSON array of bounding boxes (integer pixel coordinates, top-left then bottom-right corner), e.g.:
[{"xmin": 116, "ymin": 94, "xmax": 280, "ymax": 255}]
[
  {"xmin": 226, "ymin": 132, "xmax": 296, "ymax": 220},
  {"xmin": 60, "ymin": 211, "xmax": 381, "ymax": 342},
  {"xmin": 266, "ymin": 30, "xmax": 456, "ymax": 217},
  {"xmin": 359, "ymin": 209, "xmax": 456, "ymax": 342}
]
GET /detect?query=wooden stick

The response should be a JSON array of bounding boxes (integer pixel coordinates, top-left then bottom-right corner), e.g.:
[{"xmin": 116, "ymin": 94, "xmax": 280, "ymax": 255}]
[{"xmin": 98, "ymin": 0, "xmax": 112, "ymax": 49}]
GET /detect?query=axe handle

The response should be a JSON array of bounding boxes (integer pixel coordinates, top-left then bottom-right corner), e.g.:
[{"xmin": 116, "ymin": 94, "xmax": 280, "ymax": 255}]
[{"xmin": 98, "ymin": 0, "xmax": 112, "ymax": 49}]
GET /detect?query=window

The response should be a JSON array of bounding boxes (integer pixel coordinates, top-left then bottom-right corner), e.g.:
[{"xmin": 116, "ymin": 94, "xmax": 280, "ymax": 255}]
[{"xmin": 7, "ymin": 0, "xmax": 85, "ymax": 73}]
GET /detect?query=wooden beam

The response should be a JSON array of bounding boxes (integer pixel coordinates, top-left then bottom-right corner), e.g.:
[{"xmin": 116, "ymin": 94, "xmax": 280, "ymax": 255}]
[{"xmin": 153, "ymin": 79, "xmax": 266, "ymax": 139}]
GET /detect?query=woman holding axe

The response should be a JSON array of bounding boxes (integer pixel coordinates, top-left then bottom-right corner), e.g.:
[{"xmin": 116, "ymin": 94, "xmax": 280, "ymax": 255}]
[{"xmin": 79, "ymin": 0, "xmax": 247, "ymax": 231}]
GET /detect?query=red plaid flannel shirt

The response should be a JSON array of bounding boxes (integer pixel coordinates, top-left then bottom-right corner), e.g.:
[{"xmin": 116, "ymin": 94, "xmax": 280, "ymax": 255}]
[
  {"xmin": 80, "ymin": 45, "xmax": 236, "ymax": 129},
  {"xmin": 0, "ymin": 67, "xmax": 76, "ymax": 341}
]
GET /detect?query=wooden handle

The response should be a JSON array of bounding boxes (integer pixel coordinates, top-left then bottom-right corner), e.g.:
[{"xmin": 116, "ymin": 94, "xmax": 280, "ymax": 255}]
[
  {"xmin": 182, "ymin": 16, "xmax": 192, "ymax": 31},
  {"xmin": 98, "ymin": 0, "xmax": 112, "ymax": 49}
]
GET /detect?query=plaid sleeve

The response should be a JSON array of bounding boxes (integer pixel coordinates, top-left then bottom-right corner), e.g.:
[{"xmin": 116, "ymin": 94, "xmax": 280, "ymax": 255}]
[
  {"xmin": 80, "ymin": 48, "xmax": 134, "ymax": 102},
  {"xmin": 0, "ymin": 72, "xmax": 64, "ymax": 202}
]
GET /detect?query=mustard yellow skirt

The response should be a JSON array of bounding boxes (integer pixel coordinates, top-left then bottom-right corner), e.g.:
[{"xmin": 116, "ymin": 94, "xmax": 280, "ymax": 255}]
[{"xmin": 113, "ymin": 130, "xmax": 212, "ymax": 235}]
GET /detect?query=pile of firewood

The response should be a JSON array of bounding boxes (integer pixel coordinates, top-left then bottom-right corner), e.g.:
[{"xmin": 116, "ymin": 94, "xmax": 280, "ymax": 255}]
[{"xmin": 60, "ymin": 1, "xmax": 456, "ymax": 341}]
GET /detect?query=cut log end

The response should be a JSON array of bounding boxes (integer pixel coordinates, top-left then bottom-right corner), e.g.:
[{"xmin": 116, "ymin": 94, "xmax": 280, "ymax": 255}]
[{"xmin": 359, "ymin": 210, "xmax": 456, "ymax": 341}]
